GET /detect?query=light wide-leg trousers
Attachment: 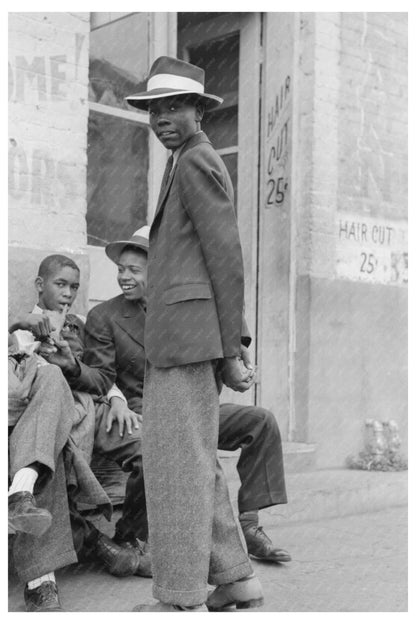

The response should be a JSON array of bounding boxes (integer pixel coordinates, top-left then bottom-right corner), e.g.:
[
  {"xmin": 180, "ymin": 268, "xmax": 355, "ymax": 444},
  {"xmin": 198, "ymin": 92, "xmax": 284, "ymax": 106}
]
[
  {"xmin": 143, "ymin": 361, "xmax": 252, "ymax": 606},
  {"xmin": 9, "ymin": 365, "xmax": 77, "ymax": 582}
]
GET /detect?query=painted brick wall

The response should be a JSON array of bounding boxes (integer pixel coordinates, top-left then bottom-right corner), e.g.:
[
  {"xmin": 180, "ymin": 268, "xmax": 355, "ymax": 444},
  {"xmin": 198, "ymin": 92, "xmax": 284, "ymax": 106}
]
[
  {"xmin": 8, "ymin": 12, "xmax": 90, "ymax": 317},
  {"xmin": 297, "ymin": 12, "xmax": 408, "ymax": 280},
  {"xmin": 294, "ymin": 13, "xmax": 408, "ymax": 466},
  {"xmin": 338, "ymin": 12, "xmax": 407, "ymax": 219}
]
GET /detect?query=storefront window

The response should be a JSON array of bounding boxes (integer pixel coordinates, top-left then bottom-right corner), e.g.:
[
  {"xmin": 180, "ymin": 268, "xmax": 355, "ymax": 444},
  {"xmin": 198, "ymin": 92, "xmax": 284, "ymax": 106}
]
[
  {"xmin": 89, "ymin": 12, "xmax": 148, "ymax": 110},
  {"xmin": 87, "ymin": 112, "xmax": 149, "ymax": 246},
  {"xmin": 87, "ymin": 12, "xmax": 150, "ymax": 246}
]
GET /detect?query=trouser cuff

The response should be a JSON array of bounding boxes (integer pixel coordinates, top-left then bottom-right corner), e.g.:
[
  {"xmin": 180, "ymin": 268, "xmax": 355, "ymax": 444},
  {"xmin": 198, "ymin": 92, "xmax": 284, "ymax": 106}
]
[
  {"xmin": 208, "ymin": 559, "xmax": 253, "ymax": 587},
  {"xmin": 16, "ymin": 548, "xmax": 77, "ymax": 584},
  {"xmin": 238, "ymin": 493, "xmax": 288, "ymax": 514},
  {"xmin": 153, "ymin": 583, "xmax": 208, "ymax": 607}
]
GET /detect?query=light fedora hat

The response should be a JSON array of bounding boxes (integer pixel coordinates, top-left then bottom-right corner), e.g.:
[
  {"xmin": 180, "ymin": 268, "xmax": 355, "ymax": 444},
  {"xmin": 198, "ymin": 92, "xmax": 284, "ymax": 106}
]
[
  {"xmin": 105, "ymin": 226, "xmax": 150, "ymax": 264},
  {"xmin": 125, "ymin": 56, "xmax": 223, "ymax": 111}
]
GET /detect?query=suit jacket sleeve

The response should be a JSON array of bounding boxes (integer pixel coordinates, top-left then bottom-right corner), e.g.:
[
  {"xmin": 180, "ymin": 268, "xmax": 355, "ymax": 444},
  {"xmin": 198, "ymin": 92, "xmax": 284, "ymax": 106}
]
[
  {"xmin": 177, "ymin": 147, "xmax": 245, "ymax": 358},
  {"xmin": 68, "ymin": 305, "xmax": 116, "ymax": 396},
  {"xmin": 241, "ymin": 312, "xmax": 251, "ymax": 348}
]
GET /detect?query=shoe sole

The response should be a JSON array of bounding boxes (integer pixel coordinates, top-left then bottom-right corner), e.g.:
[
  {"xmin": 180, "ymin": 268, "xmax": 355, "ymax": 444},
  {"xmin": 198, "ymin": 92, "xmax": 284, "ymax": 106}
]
[
  {"xmin": 10, "ymin": 510, "xmax": 52, "ymax": 537},
  {"xmin": 134, "ymin": 569, "xmax": 153, "ymax": 578},
  {"xmin": 208, "ymin": 597, "xmax": 264, "ymax": 611},
  {"xmin": 250, "ymin": 553, "xmax": 292, "ymax": 563},
  {"xmin": 26, "ymin": 606, "xmax": 64, "ymax": 612}
]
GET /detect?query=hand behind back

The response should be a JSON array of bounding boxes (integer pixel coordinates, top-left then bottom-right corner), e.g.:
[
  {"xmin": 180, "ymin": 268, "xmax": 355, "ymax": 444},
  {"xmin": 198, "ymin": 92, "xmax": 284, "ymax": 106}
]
[{"xmin": 222, "ymin": 356, "xmax": 255, "ymax": 393}]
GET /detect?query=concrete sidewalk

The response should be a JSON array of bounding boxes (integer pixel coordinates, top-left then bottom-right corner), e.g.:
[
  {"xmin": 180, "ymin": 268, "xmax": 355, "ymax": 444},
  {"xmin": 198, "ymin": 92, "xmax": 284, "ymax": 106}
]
[
  {"xmin": 8, "ymin": 505, "xmax": 407, "ymax": 612},
  {"xmin": 8, "ymin": 467, "xmax": 408, "ymax": 612}
]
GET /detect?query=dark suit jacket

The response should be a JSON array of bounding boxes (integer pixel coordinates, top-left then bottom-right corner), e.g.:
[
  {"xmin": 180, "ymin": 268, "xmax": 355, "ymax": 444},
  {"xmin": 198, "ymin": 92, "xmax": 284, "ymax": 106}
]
[
  {"xmin": 145, "ymin": 131, "xmax": 248, "ymax": 367},
  {"xmin": 70, "ymin": 295, "xmax": 146, "ymax": 414}
]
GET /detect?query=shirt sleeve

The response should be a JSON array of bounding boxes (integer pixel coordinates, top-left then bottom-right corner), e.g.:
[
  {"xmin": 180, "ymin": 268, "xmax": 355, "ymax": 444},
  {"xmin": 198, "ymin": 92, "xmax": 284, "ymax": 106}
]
[
  {"xmin": 107, "ymin": 384, "xmax": 127, "ymax": 403},
  {"xmin": 12, "ymin": 329, "xmax": 40, "ymax": 356}
]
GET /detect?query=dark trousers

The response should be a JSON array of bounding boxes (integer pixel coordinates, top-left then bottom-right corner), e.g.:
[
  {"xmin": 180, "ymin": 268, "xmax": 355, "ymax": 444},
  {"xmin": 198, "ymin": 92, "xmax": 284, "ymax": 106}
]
[
  {"xmin": 218, "ymin": 403, "xmax": 288, "ymax": 513},
  {"xmin": 70, "ymin": 401, "xmax": 147, "ymax": 554}
]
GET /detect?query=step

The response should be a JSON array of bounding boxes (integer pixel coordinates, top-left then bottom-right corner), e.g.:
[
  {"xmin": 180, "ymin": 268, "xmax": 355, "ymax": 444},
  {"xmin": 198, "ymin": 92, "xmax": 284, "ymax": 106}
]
[
  {"xmin": 219, "ymin": 461, "xmax": 408, "ymax": 527},
  {"xmin": 219, "ymin": 442, "xmax": 317, "ymax": 474},
  {"xmin": 89, "ymin": 452, "xmax": 407, "ymax": 525},
  {"xmin": 284, "ymin": 442, "xmax": 317, "ymax": 472},
  {"xmin": 90, "ymin": 441, "xmax": 317, "ymax": 506}
]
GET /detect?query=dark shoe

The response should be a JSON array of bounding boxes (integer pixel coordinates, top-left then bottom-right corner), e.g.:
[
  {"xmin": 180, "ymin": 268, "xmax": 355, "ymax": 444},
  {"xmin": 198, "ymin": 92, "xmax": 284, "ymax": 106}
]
[
  {"xmin": 8, "ymin": 491, "xmax": 52, "ymax": 537},
  {"xmin": 94, "ymin": 532, "xmax": 152, "ymax": 578},
  {"xmin": 206, "ymin": 573, "xmax": 264, "ymax": 611},
  {"xmin": 244, "ymin": 524, "xmax": 291, "ymax": 563},
  {"xmin": 112, "ymin": 536, "xmax": 152, "ymax": 578},
  {"xmin": 133, "ymin": 602, "xmax": 207, "ymax": 612},
  {"xmin": 113, "ymin": 535, "xmax": 147, "ymax": 550},
  {"xmin": 24, "ymin": 581, "xmax": 63, "ymax": 612}
]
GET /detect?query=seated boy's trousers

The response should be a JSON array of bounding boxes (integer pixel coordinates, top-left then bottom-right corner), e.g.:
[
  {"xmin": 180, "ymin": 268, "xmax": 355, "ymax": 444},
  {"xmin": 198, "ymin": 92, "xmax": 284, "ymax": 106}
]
[{"xmin": 9, "ymin": 365, "xmax": 77, "ymax": 582}]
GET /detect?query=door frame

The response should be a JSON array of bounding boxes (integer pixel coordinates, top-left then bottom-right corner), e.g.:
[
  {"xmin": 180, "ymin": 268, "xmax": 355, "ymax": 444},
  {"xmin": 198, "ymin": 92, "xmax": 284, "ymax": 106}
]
[{"xmin": 178, "ymin": 12, "xmax": 262, "ymax": 406}]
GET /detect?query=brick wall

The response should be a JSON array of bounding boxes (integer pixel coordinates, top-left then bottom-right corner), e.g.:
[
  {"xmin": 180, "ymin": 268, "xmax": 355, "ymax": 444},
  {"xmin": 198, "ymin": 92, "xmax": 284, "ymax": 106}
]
[
  {"xmin": 8, "ymin": 12, "xmax": 90, "ymax": 317},
  {"xmin": 294, "ymin": 13, "xmax": 408, "ymax": 466},
  {"xmin": 338, "ymin": 12, "xmax": 407, "ymax": 219},
  {"xmin": 296, "ymin": 12, "xmax": 408, "ymax": 280}
]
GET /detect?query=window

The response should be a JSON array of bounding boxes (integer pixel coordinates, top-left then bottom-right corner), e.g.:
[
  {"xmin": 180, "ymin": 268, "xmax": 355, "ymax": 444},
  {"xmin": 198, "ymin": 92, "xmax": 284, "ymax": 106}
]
[{"xmin": 87, "ymin": 12, "xmax": 150, "ymax": 246}]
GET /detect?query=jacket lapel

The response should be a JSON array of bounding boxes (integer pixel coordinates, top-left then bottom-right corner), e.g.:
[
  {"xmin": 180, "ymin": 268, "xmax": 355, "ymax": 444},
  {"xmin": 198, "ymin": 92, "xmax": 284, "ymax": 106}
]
[
  {"xmin": 151, "ymin": 132, "xmax": 211, "ymax": 227},
  {"xmin": 114, "ymin": 298, "xmax": 146, "ymax": 347}
]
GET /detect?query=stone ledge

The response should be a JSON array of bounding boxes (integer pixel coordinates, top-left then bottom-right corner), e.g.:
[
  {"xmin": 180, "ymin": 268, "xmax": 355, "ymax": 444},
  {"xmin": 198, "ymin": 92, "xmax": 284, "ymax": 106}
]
[
  {"xmin": 220, "ymin": 462, "xmax": 408, "ymax": 526},
  {"xmin": 219, "ymin": 442, "xmax": 317, "ymax": 473},
  {"xmin": 90, "ymin": 455, "xmax": 408, "ymax": 526}
]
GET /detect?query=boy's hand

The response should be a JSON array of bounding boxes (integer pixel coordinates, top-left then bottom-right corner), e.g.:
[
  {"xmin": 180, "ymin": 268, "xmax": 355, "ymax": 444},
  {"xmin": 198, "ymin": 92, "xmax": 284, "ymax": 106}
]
[
  {"xmin": 107, "ymin": 397, "xmax": 141, "ymax": 437},
  {"xmin": 41, "ymin": 337, "xmax": 78, "ymax": 374},
  {"xmin": 44, "ymin": 308, "xmax": 68, "ymax": 341},
  {"xmin": 10, "ymin": 312, "xmax": 55, "ymax": 339}
]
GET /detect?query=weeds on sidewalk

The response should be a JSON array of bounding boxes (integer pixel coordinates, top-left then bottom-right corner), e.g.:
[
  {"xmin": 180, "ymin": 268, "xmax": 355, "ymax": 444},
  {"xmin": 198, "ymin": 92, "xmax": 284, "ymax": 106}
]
[
  {"xmin": 347, "ymin": 419, "xmax": 408, "ymax": 471},
  {"xmin": 346, "ymin": 449, "xmax": 408, "ymax": 472}
]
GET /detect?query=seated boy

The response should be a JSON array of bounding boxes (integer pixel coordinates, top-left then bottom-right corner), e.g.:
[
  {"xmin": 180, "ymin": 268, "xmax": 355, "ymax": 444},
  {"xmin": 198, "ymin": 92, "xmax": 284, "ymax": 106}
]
[
  {"xmin": 9, "ymin": 310, "xmax": 80, "ymax": 611},
  {"xmin": 10, "ymin": 254, "xmax": 150, "ymax": 580}
]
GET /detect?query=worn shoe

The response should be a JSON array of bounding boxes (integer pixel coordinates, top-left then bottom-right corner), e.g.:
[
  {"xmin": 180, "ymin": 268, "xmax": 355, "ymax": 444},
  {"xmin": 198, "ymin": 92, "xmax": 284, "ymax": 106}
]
[
  {"xmin": 8, "ymin": 491, "xmax": 52, "ymax": 537},
  {"xmin": 24, "ymin": 581, "xmax": 63, "ymax": 612},
  {"xmin": 94, "ymin": 532, "xmax": 152, "ymax": 578},
  {"xmin": 244, "ymin": 525, "xmax": 291, "ymax": 563},
  {"xmin": 133, "ymin": 602, "xmax": 208, "ymax": 612},
  {"xmin": 206, "ymin": 573, "xmax": 264, "ymax": 611},
  {"xmin": 113, "ymin": 535, "xmax": 148, "ymax": 553},
  {"xmin": 112, "ymin": 536, "xmax": 152, "ymax": 576}
]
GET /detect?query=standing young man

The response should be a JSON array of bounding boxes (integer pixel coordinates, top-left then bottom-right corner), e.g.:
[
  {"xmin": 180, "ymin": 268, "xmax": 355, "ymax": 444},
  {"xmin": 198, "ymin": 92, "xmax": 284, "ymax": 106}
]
[{"xmin": 126, "ymin": 56, "xmax": 264, "ymax": 611}]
